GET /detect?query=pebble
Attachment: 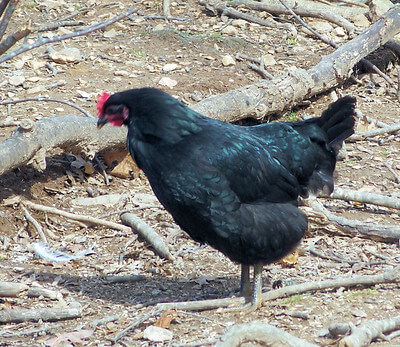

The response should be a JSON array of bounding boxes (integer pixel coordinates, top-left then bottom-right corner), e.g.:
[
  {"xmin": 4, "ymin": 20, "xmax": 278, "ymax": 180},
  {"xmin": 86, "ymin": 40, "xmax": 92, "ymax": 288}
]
[
  {"xmin": 221, "ymin": 25, "xmax": 237, "ymax": 36},
  {"xmin": 49, "ymin": 47, "xmax": 82, "ymax": 64},
  {"xmin": 162, "ymin": 63, "xmax": 179, "ymax": 72},
  {"xmin": 221, "ymin": 54, "xmax": 235, "ymax": 66},
  {"xmin": 143, "ymin": 326, "xmax": 173, "ymax": 342},
  {"xmin": 8, "ymin": 75, "xmax": 25, "ymax": 86}
]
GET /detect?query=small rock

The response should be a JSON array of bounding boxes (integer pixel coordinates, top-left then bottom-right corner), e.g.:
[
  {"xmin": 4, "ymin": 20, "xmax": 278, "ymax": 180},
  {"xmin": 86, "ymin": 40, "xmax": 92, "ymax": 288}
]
[
  {"xmin": 159, "ymin": 77, "xmax": 178, "ymax": 88},
  {"xmin": 232, "ymin": 19, "xmax": 247, "ymax": 29},
  {"xmin": 316, "ymin": 328, "xmax": 330, "ymax": 337},
  {"xmin": 221, "ymin": 25, "xmax": 237, "ymax": 36},
  {"xmin": 153, "ymin": 23, "xmax": 164, "ymax": 31},
  {"xmin": 9, "ymin": 75, "xmax": 25, "ymax": 86},
  {"xmin": 352, "ymin": 309, "xmax": 367, "ymax": 318},
  {"xmin": 312, "ymin": 21, "xmax": 333, "ymax": 33},
  {"xmin": 334, "ymin": 27, "xmax": 346, "ymax": 37},
  {"xmin": 103, "ymin": 28, "xmax": 117, "ymax": 38},
  {"xmin": 353, "ymin": 14, "xmax": 370, "ymax": 28},
  {"xmin": 259, "ymin": 33, "xmax": 268, "ymax": 43},
  {"xmin": 76, "ymin": 90, "xmax": 91, "ymax": 98},
  {"xmin": 262, "ymin": 54, "xmax": 276, "ymax": 66},
  {"xmin": 27, "ymin": 85, "xmax": 46, "ymax": 94},
  {"xmin": 221, "ymin": 54, "xmax": 235, "ymax": 66},
  {"xmin": 49, "ymin": 47, "xmax": 82, "ymax": 64},
  {"xmin": 143, "ymin": 326, "xmax": 173, "ymax": 342},
  {"xmin": 162, "ymin": 63, "xmax": 179, "ymax": 72},
  {"xmin": 114, "ymin": 70, "xmax": 129, "ymax": 76}
]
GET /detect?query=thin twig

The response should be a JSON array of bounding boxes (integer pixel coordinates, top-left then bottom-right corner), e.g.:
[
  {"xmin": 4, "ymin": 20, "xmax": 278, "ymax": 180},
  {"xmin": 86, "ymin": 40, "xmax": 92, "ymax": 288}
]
[
  {"xmin": 120, "ymin": 213, "xmax": 173, "ymax": 261},
  {"xmin": 38, "ymin": 20, "xmax": 85, "ymax": 32},
  {"xmin": 22, "ymin": 206, "xmax": 47, "ymax": 243},
  {"xmin": 0, "ymin": 0, "xmax": 18, "ymax": 41},
  {"xmin": 0, "ymin": 97, "xmax": 94, "ymax": 118},
  {"xmin": 308, "ymin": 246, "xmax": 386, "ymax": 266},
  {"xmin": 278, "ymin": 0, "xmax": 396, "ymax": 87},
  {"xmin": 0, "ymin": 8, "xmax": 138, "ymax": 64},
  {"xmin": 94, "ymin": 155, "xmax": 110, "ymax": 185},
  {"xmin": 324, "ymin": 187, "xmax": 400, "ymax": 210},
  {"xmin": 23, "ymin": 200, "xmax": 132, "ymax": 235},
  {"xmin": 109, "ymin": 308, "xmax": 162, "ymax": 343},
  {"xmin": 248, "ymin": 63, "xmax": 273, "ymax": 79}
]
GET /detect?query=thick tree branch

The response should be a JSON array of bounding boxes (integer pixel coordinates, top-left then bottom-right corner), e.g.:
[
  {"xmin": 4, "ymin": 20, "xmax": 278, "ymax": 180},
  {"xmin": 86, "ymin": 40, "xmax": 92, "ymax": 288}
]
[{"xmin": 193, "ymin": 6, "xmax": 400, "ymax": 122}]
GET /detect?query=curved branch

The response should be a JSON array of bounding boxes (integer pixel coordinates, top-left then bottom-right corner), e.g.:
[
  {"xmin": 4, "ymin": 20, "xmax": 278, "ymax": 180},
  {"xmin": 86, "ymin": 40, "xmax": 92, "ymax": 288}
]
[
  {"xmin": 0, "ymin": 8, "xmax": 138, "ymax": 64},
  {"xmin": 0, "ymin": 97, "xmax": 94, "ymax": 118}
]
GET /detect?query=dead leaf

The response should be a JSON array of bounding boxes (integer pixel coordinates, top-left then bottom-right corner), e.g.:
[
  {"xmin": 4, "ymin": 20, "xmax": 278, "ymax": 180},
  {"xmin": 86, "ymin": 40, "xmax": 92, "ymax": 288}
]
[
  {"xmin": 45, "ymin": 329, "xmax": 93, "ymax": 347},
  {"xmin": 104, "ymin": 149, "xmax": 141, "ymax": 178},
  {"xmin": 278, "ymin": 250, "xmax": 299, "ymax": 267},
  {"xmin": 155, "ymin": 309, "xmax": 177, "ymax": 328}
]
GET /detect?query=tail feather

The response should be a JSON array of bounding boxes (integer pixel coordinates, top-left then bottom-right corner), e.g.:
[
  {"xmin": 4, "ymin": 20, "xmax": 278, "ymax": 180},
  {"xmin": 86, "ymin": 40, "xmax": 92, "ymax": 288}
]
[{"xmin": 318, "ymin": 96, "xmax": 356, "ymax": 151}]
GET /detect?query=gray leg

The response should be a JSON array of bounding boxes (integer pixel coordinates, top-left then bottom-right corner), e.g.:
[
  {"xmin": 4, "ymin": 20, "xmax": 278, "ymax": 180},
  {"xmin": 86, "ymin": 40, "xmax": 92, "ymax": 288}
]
[
  {"xmin": 240, "ymin": 264, "xmax": 251, "ymax": 297},
  {"xmin": 252, "ymin": 263, "xmax": 263, "ymax": 309}
]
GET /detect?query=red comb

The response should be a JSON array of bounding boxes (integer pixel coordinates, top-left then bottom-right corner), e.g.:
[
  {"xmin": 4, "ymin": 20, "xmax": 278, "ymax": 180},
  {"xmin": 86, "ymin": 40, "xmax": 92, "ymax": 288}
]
[{"xmin": 97, "ymin": 92, "xmax": 110, "ymax": 117}]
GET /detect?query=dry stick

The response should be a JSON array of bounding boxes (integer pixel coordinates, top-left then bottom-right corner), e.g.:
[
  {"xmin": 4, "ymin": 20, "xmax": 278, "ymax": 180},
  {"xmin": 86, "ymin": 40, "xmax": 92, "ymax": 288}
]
[
  {"xmin": 38, "ymin": 20, "xmax": 85, "ymax": 32},
  {"xmin": 0, "ymin": 306, "xmax": 81, "ymax": 324},
  {"xmin": 91, "ymin": 314, "xmax": 119, "ymax": 330},
  {"xmin": 0, "ymin": 97, "xmax": 94, "ymax": 119},
  {"xmin": 120, "ymin": 212, "xmax": 173, "ymax": 261},
  {"xmin": 0, "ymin": 8, "xmax": 138, "ymax": 64},
  {"xmin": 309, "ymin": 199, "xmax": 400, "ymax": 242},
  {"xmin": 277, "ymin": 0, "xmax": 396, "ymax": 87},
  {"xmin": 22, "ymin": 205, "xmax": 47, "ymax": 243},
  {"xmin": 0, "ymin": 324, "xmax": 62, "ymax": 338},
  {"xmin": 151, "ymin": 265, "xmax": 400, "ymax": 312},
  {"xmin": 384, "ymin": 162, "xmax": 400, "ymax": 184},
  {"xmin": 217, "ymin": 321, "xmax": 317, "ymax": 347},
  {"xmin": 0, "ymin": 0, "xmax": 11, "ymax": 19},
  {"xmin": 220, "ymin": 6, "xmax": 291, "ymax": 30},
  {"xmin": 248, "ymin": 63, "xmax": 273, "ymax": 80},
  {"xmin": 226, "ymin": 0, "xmax": 356, "ymax": 34},
  {"xmin": 110, "ymin": 307, "xmax": 163, "ymax": 343},
  {"xmin": 339, "ymin": 315, "xmax": 400, "ymax": 347},
  {"xmin": 0, "ymin": 0, "xmax": 17, "ymax": 41},
  {"xmin": 194, "ymin": 7, "xmax": 400, "ymax": 122},
  {"xmin": 326, "ymin": 187, "xmax": 400, "ymax": 210},
  {"xmin": 0, "ymin": 27, "xmax": 31, "ymax": 55},
  {"xmin": 351, "ymin": 120, "xmax": 400, "ymax": 140},
  {"xmin": 23, "ymin": 201, "xmax": 132, "ymax": 235},
  {"xmin": 308, "ymin": 246, "xmax": 386, "ymax": 266},
  {"xmin": 93, "ymin": 155, "xmax": 110, "ymax": 185}
]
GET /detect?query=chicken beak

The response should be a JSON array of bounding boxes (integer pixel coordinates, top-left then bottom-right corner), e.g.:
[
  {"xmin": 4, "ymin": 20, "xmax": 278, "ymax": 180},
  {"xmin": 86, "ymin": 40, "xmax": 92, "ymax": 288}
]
[{"xmin": 97, "ymin": 117, "xmax": 108, "ymax": 129}]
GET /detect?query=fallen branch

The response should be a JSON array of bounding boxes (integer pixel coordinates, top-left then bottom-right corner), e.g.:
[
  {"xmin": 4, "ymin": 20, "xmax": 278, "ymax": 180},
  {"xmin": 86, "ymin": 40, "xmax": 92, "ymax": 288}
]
[
  {"xmin": 22, "ymin": 205, "xmax": 48, "ymax": 243},
  {"xmin": 109, "ymin": 307, "xmax": 162, "ymax": 343},
  {"xmin": 193, "ymin": 6, "xmax": 400, "ymax": 122},
  {"xmin": 213, "ymin": 0, "xmax": 357, "ymax": 34},
  {"xmin": 151, "ymin": 265, "xmax": 400, "ymax": 311},
  {"xmin": 0, "ymin": 8, "xmax": 138, "ymax": 64},
  {"xmin": 0, "ymin": 306, "xmax": 81, "ymax": 324},
  {"xmin": 217, "ymin": 321, "xmax": 317, "ymax": 347},
  {"xmin": 23, "ymin": 200, "xmax": 132, "ymax": 235},
  {"xmin": 308, "ymin": 199, "xmax": 400, "ymax": 242},
  {"xmin": 324, "ymin": 188, "xmax": 400, "ymax": 210},
  {"xmin": 0, "ymin": 116, "xmax": 126, "ymax": 176},
  {"xmin": 0, "ymin": 97, "xmax": 95, "ymax": 119},
  {"xmin": 339, "ymin": 315, "xmax": 400, "ymax": 347},
  {"xmin": 120, "ymin": 212, "xmax": 173, "ymax": 261}
]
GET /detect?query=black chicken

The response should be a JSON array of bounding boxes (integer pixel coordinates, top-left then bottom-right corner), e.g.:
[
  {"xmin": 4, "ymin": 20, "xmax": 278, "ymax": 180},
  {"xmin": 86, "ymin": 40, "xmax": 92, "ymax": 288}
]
[{"xmin": 97, "ymin": 88, "xmax": 356, "ymax": 309}]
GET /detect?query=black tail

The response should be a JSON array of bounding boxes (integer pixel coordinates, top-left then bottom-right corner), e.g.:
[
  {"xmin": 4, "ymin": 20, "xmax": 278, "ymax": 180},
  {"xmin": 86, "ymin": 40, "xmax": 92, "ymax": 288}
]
[{"xmin": 317, "ymin": 96, "xmax": 356, "ymax": 153}]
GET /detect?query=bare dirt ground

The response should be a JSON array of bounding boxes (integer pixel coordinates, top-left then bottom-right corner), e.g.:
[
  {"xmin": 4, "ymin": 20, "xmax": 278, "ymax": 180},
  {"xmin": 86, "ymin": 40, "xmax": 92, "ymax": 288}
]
[{"xmin": 0, "ymin": 1, "xmax": 400, "ymax": 346}]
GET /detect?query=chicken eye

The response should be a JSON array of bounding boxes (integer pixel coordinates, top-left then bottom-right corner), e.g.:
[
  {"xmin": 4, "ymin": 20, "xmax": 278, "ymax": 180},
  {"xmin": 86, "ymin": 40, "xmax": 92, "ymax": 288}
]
[{"xmin": 106, "ymin": 104, "xmax": 124, "ymax": 114}]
